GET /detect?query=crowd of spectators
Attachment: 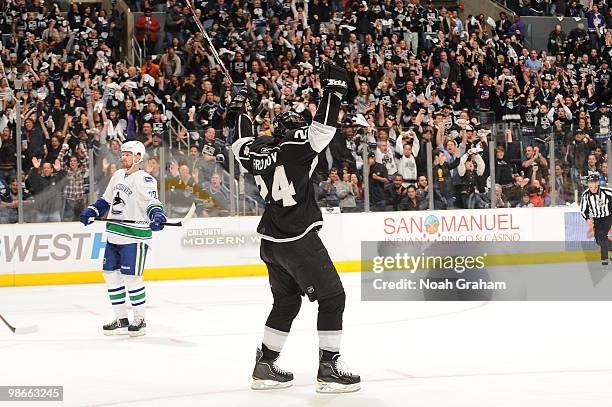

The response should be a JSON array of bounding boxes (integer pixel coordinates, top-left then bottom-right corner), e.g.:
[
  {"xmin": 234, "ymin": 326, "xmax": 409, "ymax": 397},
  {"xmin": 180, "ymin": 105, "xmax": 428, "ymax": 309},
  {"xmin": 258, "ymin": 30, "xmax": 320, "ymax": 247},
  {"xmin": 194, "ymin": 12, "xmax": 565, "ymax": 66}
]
[
  {"xmin": 0, "ymin": 0, "xmax": 611, "ymax": 223},
  {"xmin": 500, "ymin": 0, "xmax": 612, "ymax": 19}
]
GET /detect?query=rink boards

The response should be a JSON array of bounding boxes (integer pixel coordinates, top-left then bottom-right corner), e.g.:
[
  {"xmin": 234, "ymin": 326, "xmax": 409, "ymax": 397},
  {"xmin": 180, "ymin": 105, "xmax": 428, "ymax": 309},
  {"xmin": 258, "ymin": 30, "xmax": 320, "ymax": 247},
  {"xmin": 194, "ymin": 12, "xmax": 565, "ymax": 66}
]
[{"xmin": 0, "ymin": 207, "xmax": 591, "ymax": 286}]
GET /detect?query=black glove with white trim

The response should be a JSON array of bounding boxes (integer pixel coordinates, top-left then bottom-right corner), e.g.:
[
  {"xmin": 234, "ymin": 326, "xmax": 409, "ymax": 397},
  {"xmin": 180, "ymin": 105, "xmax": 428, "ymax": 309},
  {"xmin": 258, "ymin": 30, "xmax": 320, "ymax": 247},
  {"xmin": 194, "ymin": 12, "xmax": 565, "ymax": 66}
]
[
  {"xmin": 227, "ymin": 87, "xmax": 249, "ymax": 115},
  {"xmin": 320, "ymin": 62, "xmax": 348, "ymax": 99},
  {"xmin": 226, "ymin": 87, "xmax": 251, "ymax": 132}
]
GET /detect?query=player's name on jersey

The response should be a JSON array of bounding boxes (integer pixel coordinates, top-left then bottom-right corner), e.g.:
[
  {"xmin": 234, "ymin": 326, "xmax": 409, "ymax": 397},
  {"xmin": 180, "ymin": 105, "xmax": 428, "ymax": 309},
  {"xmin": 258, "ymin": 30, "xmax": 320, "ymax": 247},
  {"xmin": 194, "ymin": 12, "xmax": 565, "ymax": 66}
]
[
  {"xmin": 113, "ymin": 184, "xmax": 134, "ymax": 196},
  {"xmin": 252, "ymin": 151, "xmax": 277, "ymax": 171}
]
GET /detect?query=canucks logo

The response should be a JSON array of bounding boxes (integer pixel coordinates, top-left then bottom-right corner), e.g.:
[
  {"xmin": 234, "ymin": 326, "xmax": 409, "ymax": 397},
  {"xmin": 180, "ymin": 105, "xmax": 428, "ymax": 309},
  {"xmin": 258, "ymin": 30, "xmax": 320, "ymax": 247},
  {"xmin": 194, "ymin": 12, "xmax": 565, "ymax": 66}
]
[{"xmin": 111, "ymin": 192, "xmax": 126, "ymax": 215}]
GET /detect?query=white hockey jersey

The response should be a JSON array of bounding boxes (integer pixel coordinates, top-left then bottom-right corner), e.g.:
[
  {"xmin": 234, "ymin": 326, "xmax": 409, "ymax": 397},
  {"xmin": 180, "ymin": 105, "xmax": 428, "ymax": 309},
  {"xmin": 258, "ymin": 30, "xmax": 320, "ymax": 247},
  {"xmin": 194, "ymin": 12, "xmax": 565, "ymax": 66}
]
[{"xmin": 101, "ymin": 169, "xmax": 164, "ymax": 245}]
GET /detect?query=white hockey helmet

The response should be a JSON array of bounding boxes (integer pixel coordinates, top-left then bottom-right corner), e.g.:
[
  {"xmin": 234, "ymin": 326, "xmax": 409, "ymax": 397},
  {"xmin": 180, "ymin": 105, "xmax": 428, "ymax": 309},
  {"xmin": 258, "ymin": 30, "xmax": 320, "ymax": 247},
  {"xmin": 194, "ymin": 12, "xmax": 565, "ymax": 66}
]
[{"xmin": 121, "ymin": 141, "xmax": 146, "ymax": 164}]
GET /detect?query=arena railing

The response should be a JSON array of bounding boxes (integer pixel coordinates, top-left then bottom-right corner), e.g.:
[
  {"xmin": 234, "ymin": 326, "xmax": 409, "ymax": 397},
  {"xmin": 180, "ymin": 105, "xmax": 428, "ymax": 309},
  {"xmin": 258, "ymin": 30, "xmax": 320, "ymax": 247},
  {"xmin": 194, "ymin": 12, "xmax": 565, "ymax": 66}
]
[{"xmin": 3, "ymin": 120, "xmax": 611, "ymax": 225}]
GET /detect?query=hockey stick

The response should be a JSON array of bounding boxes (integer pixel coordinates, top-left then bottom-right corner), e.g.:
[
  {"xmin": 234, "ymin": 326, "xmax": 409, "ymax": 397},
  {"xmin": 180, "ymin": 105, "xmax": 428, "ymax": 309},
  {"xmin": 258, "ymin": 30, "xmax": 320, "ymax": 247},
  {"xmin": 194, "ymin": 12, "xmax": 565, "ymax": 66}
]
[
  {"xmin": 0, "ymin": 313, "xmax": 39, "ymax": 335},
  {"xmin": 186, "ymin": 1, "xmax": 235, "ymax": 87},
  {"xmin": 93, "ymin": 203, "xmax": 197, "ymax": 227}
]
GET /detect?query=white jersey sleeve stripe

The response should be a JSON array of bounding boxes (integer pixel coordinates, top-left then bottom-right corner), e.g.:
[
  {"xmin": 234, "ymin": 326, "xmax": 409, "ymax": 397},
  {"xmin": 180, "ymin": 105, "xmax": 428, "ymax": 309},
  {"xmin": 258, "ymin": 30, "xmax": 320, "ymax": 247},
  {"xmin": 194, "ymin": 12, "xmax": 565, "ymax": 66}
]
[
  {"xmin": 323, "ymin": 92, "xmax": 331, "ymax": 124},
  {"xmin": 308, "ymin": 120, "xmax": 336, "ymax": 154},
  {"xmin": 231, "ymin": 137, "xmax": 254, "ymax": 172}
]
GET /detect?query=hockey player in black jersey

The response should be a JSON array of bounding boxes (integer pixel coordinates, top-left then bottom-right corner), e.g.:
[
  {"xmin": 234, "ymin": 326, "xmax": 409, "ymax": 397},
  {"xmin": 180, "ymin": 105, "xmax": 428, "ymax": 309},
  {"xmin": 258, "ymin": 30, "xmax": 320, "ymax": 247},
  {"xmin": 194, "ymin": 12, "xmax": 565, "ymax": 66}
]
[{"xmin": 229, "ymin": 62, "xmax": 361, "ymax": 394}]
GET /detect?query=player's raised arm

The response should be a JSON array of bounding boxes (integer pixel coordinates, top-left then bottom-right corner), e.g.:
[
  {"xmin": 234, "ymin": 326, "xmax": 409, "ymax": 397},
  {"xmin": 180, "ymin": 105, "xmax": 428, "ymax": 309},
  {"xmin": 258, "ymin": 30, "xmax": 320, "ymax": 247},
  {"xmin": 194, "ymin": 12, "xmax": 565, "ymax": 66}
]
[
  {"xmin": 308, "ymin": 62, "xmax": 349, "ymax": 154},
  {"xmin": 228, "ymin": 88, "xmax": 256, "ymax": 173}
]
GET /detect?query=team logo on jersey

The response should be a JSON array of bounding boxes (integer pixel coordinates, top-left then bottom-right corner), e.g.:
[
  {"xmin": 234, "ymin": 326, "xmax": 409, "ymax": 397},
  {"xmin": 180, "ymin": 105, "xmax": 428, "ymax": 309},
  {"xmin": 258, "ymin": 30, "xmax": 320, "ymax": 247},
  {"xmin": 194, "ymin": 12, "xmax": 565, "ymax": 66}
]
[
  {"xmin": 202, "ymin": 144, "xmax": 216, "ymax": 156},
  {"xmin": 600, "ymin": 116, "xmax": 610, "ymax": 132},
  {"xmin": 111, "ymin": 192, "xmax": 126, "ymax": 215},
  {"xmin": 259, "ymin": 146, "xmax": 277, "ymax": 154},
  {"xmin": 144, "ymin": 176, "xmax": 154, "ymax": 183}
]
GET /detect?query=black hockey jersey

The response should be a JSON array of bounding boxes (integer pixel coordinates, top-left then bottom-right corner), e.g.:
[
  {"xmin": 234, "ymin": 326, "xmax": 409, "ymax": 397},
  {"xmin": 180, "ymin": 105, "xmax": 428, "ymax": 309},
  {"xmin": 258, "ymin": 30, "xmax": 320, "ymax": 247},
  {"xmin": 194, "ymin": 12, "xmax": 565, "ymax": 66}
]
[{"xmin": 232, "ymin": 93, "xmax": 341, "ymax": 242}]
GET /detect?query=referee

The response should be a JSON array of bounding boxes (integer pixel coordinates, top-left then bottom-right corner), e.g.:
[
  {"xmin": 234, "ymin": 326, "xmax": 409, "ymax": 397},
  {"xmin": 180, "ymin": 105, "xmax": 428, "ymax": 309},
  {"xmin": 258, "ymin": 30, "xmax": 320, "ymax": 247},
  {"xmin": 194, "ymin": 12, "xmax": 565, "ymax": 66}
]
[{"xmin": 581, "ymin": 173, "xmax": 612, "ymax": 265}]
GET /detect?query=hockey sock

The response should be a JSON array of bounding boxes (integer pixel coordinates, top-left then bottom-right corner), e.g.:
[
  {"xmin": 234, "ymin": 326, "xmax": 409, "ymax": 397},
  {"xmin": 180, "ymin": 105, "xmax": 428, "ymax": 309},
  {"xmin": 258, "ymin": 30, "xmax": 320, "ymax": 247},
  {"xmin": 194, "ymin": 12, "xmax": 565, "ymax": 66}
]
[
  {"xmin": 263, "ymin": 293, "xmax": 302, "ymax": 353},
  {"xmin": 318, "ymin": 330, "xmax": 342, "ymax": 353},
  {"xmin": 317, "ymin": 292, "xmax": 345, "ymax": 353},
  {"xmin": 262, "ymin": 326, "xmax": 289, "ymax": 355},
  {"xmin": 103, "ymin": 270, "xmax": 127, "ymax": 320},
  {"xmin": 125, "ymin": 275, "xmax": 146, "ymax": 320},
  {"xmin": 261, "ymin": 343, "xmax": 280, "ymax": 360}
]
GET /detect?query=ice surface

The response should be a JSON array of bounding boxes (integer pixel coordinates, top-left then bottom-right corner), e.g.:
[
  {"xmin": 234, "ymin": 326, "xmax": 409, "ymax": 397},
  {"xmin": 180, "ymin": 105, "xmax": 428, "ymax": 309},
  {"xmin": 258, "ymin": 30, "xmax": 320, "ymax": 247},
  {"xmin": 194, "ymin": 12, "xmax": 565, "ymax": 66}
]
[{"xmin": 2, "ymin": 270, "xmax": 612, "ymax": 406}]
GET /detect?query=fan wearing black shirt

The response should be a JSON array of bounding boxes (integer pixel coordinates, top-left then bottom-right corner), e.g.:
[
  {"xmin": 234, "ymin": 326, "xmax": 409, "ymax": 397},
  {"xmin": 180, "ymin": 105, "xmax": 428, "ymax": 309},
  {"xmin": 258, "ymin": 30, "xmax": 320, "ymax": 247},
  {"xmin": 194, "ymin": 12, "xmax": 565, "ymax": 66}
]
[{"xmin": 367, "ymin": 152, "xmax": 389, "ymax": 210}]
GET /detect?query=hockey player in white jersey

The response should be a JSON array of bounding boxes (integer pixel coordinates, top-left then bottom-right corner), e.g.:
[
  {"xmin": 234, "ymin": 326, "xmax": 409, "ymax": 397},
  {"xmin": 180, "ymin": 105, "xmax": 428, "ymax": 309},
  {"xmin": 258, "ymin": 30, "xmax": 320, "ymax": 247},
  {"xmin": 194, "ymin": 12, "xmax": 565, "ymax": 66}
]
[{"xmin": 79, "ymin": 141, "xmax": 167, "ymax": 336}]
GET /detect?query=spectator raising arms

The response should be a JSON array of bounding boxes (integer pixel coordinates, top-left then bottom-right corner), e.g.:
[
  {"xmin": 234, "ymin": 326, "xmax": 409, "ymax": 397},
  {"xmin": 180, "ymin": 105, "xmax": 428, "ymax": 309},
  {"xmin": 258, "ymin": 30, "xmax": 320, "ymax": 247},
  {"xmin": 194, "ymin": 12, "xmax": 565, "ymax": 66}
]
[{"xmin": 0, "ymin": 0, "xmax": 611, "ymax": 225}]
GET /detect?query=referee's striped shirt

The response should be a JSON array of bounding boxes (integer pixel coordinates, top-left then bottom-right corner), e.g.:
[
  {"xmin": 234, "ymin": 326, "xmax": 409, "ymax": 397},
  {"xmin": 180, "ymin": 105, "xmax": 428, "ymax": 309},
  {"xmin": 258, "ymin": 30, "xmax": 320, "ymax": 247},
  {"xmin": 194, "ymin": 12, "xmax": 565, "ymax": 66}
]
[{"xmin": 581, "ymin": 186, "xmax": 612, "ymax": 219}]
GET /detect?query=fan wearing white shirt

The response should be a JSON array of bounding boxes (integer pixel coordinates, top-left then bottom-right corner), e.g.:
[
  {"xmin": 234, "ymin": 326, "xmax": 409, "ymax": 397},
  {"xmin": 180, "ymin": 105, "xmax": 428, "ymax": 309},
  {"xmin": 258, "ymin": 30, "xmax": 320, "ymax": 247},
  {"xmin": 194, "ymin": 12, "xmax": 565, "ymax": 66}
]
[
  {"xmin": 375, "ymin": 139, "xmax": 398, "ymax": 177},
  {"xmin": 395, "ymin": 130, "xmax": 420, "ymax": 187}
]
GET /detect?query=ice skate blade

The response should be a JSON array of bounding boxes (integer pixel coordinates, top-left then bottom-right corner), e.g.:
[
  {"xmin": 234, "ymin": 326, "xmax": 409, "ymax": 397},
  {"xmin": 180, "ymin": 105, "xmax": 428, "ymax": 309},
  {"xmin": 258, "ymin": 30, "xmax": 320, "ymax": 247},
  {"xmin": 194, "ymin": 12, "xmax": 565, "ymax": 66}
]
[
  {"xmin": 251, "ymin": 378, "xmax": 293, "ymax": 390},
  {"xmin": 128, "ymin": 328, "xmax": 146, "ymax": 337},
  {"xmin": 316, "ymin": 381, "xmax": 361, "ymax": 394},
  {"xmin": 103, "ymin": 328, "xmax": 128, "ymax": 336}
]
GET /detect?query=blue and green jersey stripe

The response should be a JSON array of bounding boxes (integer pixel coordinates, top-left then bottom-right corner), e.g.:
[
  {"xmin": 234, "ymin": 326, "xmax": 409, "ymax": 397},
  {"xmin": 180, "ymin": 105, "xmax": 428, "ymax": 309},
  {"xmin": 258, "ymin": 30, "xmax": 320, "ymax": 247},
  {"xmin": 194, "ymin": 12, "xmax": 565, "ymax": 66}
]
[
  {"xmin": 146, "ymin": 204, "xmax": 164, "ymax": 219},
  {"xmin": 106, "ymin": 223, "xmax": 152, "ymax": 239}
]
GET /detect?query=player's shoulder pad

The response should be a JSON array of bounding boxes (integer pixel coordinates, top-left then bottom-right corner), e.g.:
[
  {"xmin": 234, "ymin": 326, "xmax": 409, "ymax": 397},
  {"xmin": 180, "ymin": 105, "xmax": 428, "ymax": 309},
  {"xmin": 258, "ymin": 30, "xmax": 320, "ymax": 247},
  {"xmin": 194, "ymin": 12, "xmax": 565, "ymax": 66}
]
[
  {"xmin": 231, "ymin": 136, "xmax": 254, "ymax": 157},
  {"xmin": 112, "ymin": 169, "xmax": 126, "ymax": 180}
]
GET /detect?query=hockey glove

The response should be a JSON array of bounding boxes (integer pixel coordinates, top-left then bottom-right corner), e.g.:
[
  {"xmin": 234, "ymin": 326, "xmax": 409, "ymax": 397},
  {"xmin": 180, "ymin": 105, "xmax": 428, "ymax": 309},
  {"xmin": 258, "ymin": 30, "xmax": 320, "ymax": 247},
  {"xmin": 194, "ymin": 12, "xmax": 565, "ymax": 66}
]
[
  {"xmin": 320, "ymin": 62, "xmax": 349, "ymax": 99},
  {"xmin": 79, "ymin": 207, "xmax": 97, "ymax": 226},
  {"xmin": 226, "ymin": 88, "xmax": 250, "ymax": 131},
  {"xmin": 227, "ymin": 88, "xmax": 250, "ymax": 116},
  {"xmin": 79, "ymin": 199, "xmax": 110, "ymax": 226},
  {"xmin": 149, "ymin": 208, "xmax": 167, "ymax": 232}
]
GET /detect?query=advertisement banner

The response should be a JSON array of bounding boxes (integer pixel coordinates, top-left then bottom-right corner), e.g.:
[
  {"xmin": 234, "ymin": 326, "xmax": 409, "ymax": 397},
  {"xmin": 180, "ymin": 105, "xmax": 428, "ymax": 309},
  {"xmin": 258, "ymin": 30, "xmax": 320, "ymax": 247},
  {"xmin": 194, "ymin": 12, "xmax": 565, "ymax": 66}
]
[{"xmin": 0, "ymin": 207, "xmax": 582, "ymax": 286}]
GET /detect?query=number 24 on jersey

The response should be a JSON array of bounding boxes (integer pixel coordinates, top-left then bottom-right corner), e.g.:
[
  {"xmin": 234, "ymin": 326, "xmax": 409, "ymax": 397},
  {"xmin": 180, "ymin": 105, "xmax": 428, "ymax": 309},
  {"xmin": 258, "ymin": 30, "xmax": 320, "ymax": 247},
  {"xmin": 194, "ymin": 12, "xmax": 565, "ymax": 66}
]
[{"xmin": 254, "ymin": 165, "xmax": 297, "ymax": 207}]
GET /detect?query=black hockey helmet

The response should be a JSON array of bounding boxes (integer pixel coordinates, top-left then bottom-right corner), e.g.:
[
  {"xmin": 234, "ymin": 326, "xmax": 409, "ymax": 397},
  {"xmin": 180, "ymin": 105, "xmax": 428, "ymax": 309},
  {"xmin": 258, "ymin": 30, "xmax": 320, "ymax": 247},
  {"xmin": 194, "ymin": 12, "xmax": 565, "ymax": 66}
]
[{"xmin": 272, "ymin": 111, "xmax": 306, "ymax": 140}]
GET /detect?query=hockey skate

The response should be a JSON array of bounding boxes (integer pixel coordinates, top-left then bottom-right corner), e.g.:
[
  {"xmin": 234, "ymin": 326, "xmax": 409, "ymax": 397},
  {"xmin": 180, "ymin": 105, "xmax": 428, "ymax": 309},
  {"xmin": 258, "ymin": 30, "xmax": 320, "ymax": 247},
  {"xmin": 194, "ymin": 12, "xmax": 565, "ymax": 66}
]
[
  {"xmin": 316, "ymin": 351, "xmax": 361, "ymax": 393},
  {"xmin": 128, "ymin": 318, "xmax": 146, "ymax": 337},
  {"xmin": 251, "ymin": 348, "xmax": 293, "ymax": 390},
  {"xmin": 103, "ymin": 318, "xmax": 129, "ymax": 336}
]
